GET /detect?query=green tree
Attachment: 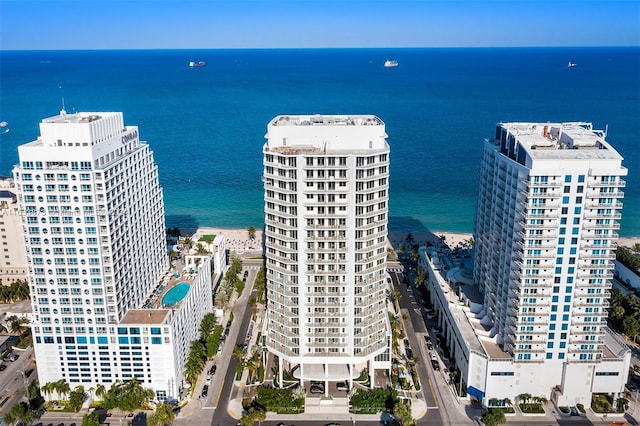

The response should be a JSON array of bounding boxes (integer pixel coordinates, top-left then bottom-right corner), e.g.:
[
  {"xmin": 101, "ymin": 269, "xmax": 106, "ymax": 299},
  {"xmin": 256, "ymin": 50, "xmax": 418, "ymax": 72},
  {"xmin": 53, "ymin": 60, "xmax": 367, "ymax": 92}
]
[
  {"xmin": 610, "ymin": 304, "xmax": 626, "ymax": 322},
  {"xmin": 68, "ymin": 386, "xmax": 86, "ymax": 412},
  {"xmin": 4, "ymin": 401, "xmax": 35, "ymax": 426},
  {"xmin": 393, "ymin": 400, "xmax": 415, "ymax": 426},
  {"xmin": 95, "ymin": 383, "xmax": 106, "ymax": 401},
  {"xmin": 82, "ymin": 411, "xmax": 100, "ymax": 426},
  {"xmin": 247, "ymin": 226, "xmax": 257, "ymax": 240},
  {"xmin": 6, "ymin": 315, "xmax": 29, "ymax": 336},
  {"xmin": 482, "ymin": 408, "xmax": 507, "ymax": 426},
  {"xmin": 517, "ymin": 393, "xmax": 532, "ymax": 406},
  {"xmin": 622, "ymin": 316, "xmax": 640, "ymax": 338},
  {"xmin": 168, "ymin": 249, "xmax": 177, "ymax": 262},
  {"xmin": 194, "ymin": 242, "xmax": 209, "ymax": 255},
  {"xmin": 199, "ymin": 313, "xmax": 217, "ymax": 342},
  {"xmin": 182, "ymin": 237, "xmax": 194, "ymax": 250},
  {"xmin": 147, "ymin": 403, "xmax": 175, "ymax": 426},
  {"xmin": 55, "ymin": 379, "xmax": 71, "ymax": 400}
]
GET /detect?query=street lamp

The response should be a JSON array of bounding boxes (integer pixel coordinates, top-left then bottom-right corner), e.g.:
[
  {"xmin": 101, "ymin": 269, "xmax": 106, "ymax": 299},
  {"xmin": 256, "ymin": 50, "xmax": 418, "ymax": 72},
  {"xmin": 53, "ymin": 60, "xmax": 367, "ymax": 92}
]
[{"xmin": 17, "ymin": 370, "xmax": 29, "ymax": 400}]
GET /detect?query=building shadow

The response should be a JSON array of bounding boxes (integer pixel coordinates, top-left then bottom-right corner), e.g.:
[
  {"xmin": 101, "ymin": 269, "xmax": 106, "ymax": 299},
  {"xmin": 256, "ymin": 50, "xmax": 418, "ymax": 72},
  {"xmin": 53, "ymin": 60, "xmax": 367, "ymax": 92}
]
[{"xmin": 165, "ymin": 214, "xmax": 199, "ymax": 234}]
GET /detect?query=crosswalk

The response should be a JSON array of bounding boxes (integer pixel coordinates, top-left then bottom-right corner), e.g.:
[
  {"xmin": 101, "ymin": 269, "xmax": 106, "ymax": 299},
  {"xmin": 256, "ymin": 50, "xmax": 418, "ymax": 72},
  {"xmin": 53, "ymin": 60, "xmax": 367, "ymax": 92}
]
[
  {"xmin": 387, "ymin": 266, "xmax": 404, "ymax": 273},
  {"xmin": 242, "ymin": 265, "xmax": 261, "ymax": 271}
]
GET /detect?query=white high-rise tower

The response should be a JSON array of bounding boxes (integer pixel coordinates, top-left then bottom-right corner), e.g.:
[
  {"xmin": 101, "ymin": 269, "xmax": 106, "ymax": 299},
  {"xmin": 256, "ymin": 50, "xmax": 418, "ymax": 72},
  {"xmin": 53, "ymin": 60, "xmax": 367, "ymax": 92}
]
[
  {"xmin": 262, "ymin": 115, "xmax": 392, "ymax": 392},
  {"xmin": 473, "ymin": 122, "xmax": 629, "ymax": 404},
  {"xmin": 12, "ymin": 111, "xmax": 207, "ymax": 399}
]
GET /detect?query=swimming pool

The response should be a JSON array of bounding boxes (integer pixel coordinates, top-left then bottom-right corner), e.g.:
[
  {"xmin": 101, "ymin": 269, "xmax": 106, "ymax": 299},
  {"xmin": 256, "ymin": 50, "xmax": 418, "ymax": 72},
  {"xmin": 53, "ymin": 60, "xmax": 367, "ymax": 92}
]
[{"xmin": 162, "ymin": 282, "xmax": 190, "ymax": 307}]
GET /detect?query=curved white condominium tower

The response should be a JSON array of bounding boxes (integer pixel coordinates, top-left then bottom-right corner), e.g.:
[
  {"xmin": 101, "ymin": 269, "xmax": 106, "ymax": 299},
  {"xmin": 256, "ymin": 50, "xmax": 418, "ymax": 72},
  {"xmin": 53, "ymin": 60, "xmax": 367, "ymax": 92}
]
[{"xmin": 262, "ymin": 115, "xmax": 392, "ymax": 391}]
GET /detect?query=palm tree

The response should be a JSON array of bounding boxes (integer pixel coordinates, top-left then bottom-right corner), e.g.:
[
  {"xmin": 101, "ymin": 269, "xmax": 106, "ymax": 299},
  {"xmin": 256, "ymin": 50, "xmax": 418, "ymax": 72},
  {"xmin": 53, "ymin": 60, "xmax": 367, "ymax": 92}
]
[
  {"xmin": 6, "ymin": 315, "xmax": 29, "ymax": 336},
  {"xmin": 247, "ymin": 226, "xmax": 256, "ymax": 240},
  {"xmin": 55, "ymin": 379, "xmax": 71, "ymax": 400},
  {"xmin": 182, "ymin": 236, "xmax": 194, "ymax": 251},
  {"xmin": 4, "ymin": 401, "xmax": 35, "ymax": 426},
  {"xmin": 147, "ymin": 403, "xmax": 175, "ymax": 426},
  {"xmin": 168, "ymin": 249, "xmax": 177, "ymax": 262},
  {"xmin": 95, "ymin": 383, "xmax": 106, "ymax": 401},
  {"xmin": 41, "ymin": 381, "xmax": 55, "ymax": 401},
  {"xmin": 194, "ymin": 243, "xmax": 209, "ymax": 255}
]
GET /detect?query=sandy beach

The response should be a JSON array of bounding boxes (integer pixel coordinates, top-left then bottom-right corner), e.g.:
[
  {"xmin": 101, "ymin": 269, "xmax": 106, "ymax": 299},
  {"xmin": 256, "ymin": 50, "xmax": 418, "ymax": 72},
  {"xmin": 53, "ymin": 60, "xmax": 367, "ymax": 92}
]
[
  {"xmin": 179, "ymin": 226, "xmax": 639, "ymax": 254},
  {"xmin": 187, "ymin": 227, "xmax": 263, "ymax": 252}
]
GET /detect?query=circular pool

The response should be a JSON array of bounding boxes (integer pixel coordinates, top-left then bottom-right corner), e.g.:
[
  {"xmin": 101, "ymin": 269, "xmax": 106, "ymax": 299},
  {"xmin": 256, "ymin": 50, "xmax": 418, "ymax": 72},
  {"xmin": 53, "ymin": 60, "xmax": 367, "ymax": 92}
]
[{"xmin": 162, "ymin": 282, "xmax": 190, "ymax": 307}]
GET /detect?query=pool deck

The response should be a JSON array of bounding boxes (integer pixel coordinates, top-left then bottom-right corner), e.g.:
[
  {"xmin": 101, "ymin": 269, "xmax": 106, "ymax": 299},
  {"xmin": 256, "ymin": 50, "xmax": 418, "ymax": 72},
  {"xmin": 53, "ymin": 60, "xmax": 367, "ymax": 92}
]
[{"xmin": 144, "ymin": 269, "xmax": 197, "ymax": 310}]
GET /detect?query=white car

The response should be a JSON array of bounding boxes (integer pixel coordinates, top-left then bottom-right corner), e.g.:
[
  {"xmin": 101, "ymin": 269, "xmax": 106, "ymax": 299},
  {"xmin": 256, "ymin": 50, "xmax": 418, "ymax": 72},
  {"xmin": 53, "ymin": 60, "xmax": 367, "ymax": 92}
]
[{"xmin": 205, "ymin": 375, "xmax": 212, "ymax": 385}]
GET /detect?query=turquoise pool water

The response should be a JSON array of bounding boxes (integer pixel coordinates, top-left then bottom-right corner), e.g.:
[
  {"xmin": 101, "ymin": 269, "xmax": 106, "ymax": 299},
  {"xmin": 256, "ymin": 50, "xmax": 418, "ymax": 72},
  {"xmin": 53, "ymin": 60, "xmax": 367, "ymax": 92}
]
[{"xmin": 162, "ymin": 282, "xmax": 190, "ymax": 307}]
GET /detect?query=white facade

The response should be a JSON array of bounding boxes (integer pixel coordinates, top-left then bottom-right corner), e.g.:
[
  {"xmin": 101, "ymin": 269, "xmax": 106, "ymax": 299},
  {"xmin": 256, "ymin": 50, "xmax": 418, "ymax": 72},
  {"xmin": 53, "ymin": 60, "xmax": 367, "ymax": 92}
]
[
  {"xmin": 13, "ymin": 111, "xmax": 211, "ymax": 399},
  {"xmin": 262, "ymin": 115, "xmax": 391, "ymax": 391},
  {"xmin": 423, "ymin": 122, "xmax": 631, "ymax": 408},
  {"xmin": 0, "ymin": 184, "xmax": 28, "ymax": 285}
]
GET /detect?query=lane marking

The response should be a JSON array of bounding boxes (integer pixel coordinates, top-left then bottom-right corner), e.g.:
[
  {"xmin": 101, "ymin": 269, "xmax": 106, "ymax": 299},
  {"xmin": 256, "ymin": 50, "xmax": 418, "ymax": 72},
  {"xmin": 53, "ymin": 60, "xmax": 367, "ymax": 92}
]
[{"xmin": 215, "ymin": 379, "xmax": 225, "ymax": 407}]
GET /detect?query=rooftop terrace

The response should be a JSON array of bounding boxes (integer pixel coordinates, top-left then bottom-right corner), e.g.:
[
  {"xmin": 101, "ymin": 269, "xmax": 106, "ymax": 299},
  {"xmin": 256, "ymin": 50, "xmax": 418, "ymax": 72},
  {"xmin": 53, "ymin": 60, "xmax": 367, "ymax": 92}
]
[{"xmin": 271, "ymin": 114, "xmax": 383, "ymax": 127}]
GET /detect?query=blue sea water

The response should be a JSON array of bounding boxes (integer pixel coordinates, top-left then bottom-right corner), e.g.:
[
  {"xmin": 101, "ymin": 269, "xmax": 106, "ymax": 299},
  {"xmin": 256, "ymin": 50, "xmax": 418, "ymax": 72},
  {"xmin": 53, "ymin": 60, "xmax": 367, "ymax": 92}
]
[{"xmin": 1, "ymin": 47, "xmax": 638, "ymax": 236}]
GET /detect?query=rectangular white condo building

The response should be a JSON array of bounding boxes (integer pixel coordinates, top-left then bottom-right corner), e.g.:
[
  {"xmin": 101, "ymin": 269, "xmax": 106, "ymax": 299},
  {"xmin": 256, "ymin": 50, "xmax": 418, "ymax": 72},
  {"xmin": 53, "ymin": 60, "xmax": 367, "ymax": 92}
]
[
  {"xmin": 13, "ymin": 111, "xmax": 212, "ymax": 400},
  {"xmin": 262, "ymin": 115, "xmax": 392, "ymax": 390},
  {"xmin": 424, "ymin": 122, "xmax": 630, "ymax": 408}
]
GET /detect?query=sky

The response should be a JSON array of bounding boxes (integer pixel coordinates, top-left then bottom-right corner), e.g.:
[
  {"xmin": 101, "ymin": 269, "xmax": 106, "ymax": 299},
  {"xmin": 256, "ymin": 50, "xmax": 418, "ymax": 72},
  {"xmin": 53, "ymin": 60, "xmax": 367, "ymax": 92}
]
[{"xmin": 1, "ymin": 0, "xmax": 639, "ymax": 50}]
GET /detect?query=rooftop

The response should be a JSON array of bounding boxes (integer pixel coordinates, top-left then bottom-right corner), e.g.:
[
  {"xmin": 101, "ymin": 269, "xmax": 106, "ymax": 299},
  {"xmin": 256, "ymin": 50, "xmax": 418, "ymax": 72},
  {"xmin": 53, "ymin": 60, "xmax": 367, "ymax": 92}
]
[
  {"xmin": 499, "ymin": 122, "xmax": 624, "ymax": 161},
  {"xmin": 270, "ymin": 114, "xmax": 383, "ymax": 127},
  {"xmin": 120, "ymin": 309, "xmax": 170, "ymax": 325}
]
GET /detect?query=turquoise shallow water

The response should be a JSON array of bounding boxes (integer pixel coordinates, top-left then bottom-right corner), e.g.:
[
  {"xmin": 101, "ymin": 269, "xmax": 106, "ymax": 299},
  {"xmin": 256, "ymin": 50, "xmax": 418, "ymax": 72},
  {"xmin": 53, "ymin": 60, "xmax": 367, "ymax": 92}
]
[{"xmin": 1, "ymin": 48, "xmax": 638, "ymax": 235}]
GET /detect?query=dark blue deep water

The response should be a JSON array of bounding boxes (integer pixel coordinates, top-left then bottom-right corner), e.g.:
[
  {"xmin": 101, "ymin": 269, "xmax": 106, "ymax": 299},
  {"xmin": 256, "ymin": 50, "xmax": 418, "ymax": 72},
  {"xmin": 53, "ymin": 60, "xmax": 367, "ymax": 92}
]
[{"xmin": 1, "ymin": 48, "xmax": 638, "ymax": 235}]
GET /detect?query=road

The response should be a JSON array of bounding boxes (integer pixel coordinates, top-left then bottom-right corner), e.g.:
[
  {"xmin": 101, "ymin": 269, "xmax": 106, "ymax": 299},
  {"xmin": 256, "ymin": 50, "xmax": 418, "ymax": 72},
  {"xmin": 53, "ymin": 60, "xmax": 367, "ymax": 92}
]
[
  {"xmin": 208, "ymin": 261, "xmax": 260, "ymax": 426},
  {"xmin": 0, "ymin": 346, "xmax": 36, "ymax": 417}
]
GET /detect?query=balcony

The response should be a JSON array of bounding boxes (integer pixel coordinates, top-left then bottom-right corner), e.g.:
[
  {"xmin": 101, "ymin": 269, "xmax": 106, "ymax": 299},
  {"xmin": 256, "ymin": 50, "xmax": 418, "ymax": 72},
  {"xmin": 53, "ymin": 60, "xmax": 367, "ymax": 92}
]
[
  {"xmin": 585, "ymin": 201, "xmax": 623, "ymax": 209},
  {"xmin": 576, "ymin": 271, "xmax": 613, "ymax": 279},
  {"xmin": 589, "ymin": 179, "xmax": 626, "ymax": 188},
  {"xmin": 582, "ymin": 221, "xmax": 621, "ymax": 230},
  {"xmin": 586, "ymin": 189, "xmax": 624, "ymax": 198},
  {"xmin": 580, "ymin": 241, "xmax": 617, "ymax": 250},
  {"xmin": 583, "ymin": 211, "xmax": 622, "ymax": 220},
  {"xmin": 517, "ymin": 240, "xmax": 557, "ymax": 249}
]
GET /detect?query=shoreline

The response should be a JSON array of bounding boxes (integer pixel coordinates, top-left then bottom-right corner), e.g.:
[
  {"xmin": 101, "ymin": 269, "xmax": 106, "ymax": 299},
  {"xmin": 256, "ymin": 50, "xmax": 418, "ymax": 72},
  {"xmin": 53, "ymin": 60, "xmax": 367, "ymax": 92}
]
[{"xmin": 178, "ymin": 226, "xmax": 640, "ymax": 253}]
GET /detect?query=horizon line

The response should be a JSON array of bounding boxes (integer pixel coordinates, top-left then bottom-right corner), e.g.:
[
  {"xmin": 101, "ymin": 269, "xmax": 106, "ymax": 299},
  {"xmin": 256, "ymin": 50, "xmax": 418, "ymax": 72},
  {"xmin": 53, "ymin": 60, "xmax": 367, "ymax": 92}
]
[{"xmin": 2, "ymin": 45, "xmax": 639, "ymax": 53}]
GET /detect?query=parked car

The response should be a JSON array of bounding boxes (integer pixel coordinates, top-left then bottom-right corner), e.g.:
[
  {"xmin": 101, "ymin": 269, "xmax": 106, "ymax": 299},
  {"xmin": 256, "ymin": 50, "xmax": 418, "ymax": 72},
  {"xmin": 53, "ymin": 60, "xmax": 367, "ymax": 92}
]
[
  {"xmin": 310, "ymin": 385, "xmax": 324, "ymax": 394},
  {"xmin": 336, "ymin": 382, "xmax": 349, "ymax": 391},
  {"xmin": 205, "ymin": 375, "xmax": 212, "ymax": 385},
  {"xmin": 0, "ymin": 364, "xmax": 6, "ymax": 371},
  {"xmin": 201, "ymin": 385, "xmax": 209, "ymax": 397},
  {"xmin": 426, "ymin": 343, "xmax": 433, "ymax": 350},
  {"xmin": 431, "ymin": 360, "xmax": 440, "ymax": 370},
  {"xmin": 424, "ymin": 335, "xmax": 431, "ymax": 343},
  {"xmin": 6, "ymin": 354, "xmax": 19, "ymax": 362},
  {"xmin": 430, "ymin": 352, "xmax": 437, "ymax": 361},
  {"xmin": 406, "ymin": 348, "xmax": 413, "ymax": 359},
  {"xmin": 210, "ymin": 365, "xmax": 217, "ymax": 375},
  {"xmin": 403, "ymin": 339, "xmax": 410, "ymax": 347}
]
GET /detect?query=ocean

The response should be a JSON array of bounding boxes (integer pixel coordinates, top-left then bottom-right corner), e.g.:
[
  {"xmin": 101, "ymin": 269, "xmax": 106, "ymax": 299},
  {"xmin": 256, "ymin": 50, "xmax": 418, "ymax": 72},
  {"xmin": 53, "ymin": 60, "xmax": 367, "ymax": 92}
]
[{"xmin": 1, "ymin": 47, "xmax": 638, "ymax": 236}]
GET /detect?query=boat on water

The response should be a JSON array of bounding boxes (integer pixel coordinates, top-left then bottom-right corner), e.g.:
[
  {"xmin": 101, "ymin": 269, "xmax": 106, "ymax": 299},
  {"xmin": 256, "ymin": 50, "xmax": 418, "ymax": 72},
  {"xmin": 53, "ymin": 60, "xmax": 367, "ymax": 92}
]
[
  {"xmin": 189, "ymin": 61, "xmax": 206, "ymax": 68},
  {"xmin": 0, "ymin": 121, "xmax": 8, "ymax": 134},
  {"xmin": 567, "ymin": 62, "xmax": 577, "ymax": 68},
  {"xmin": 384, "ymin": 60, "xmax": 398, "ymax": 68}
]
